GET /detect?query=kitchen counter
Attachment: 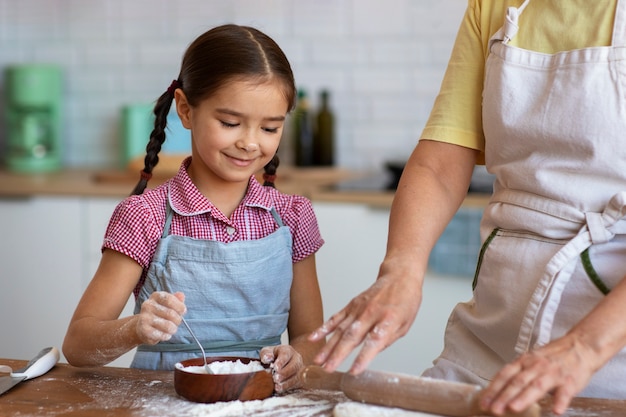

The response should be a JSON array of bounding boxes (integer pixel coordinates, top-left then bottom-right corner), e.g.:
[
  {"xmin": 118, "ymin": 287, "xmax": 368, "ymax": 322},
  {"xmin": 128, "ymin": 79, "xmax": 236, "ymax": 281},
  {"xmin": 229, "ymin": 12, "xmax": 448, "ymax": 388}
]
[
  {"xmin": 1, "ymin": 358, "xmax": 625, "ymax": 417},
  {"xmin": 0, "ymin": 166, "xmax": 385, "ymax": 202},
  {"xmin": 0, "ymin": 166, "xmax": 490, "ymax": 209},
  {"xmin": 0, "ymin": 162, "xmax": 366, "ymax": 198}
]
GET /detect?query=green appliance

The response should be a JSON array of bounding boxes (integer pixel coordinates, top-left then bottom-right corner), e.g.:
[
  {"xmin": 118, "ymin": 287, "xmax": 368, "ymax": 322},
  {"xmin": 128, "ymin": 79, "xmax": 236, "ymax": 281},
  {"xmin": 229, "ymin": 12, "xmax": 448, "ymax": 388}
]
[
  {"xmin": 121, "ymin": 103, "xmax": 154, "ymax": 167},
  {"xmin": 4, "ymin": 64, "xmax": 63, "ymax": 172},
  {"xmin": 121, "ymin": 102, "xmax": 191, "ymax": 168}
]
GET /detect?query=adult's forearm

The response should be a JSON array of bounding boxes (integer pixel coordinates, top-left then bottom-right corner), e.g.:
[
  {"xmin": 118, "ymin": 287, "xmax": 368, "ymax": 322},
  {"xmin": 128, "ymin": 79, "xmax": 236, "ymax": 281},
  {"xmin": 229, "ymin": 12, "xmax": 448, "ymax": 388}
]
[
  {"xmin": 570, "ymin": 275, "xmax": 626, "ymax": 370},
  {"xmin": 381, "ymin": 140, "xmax": 477, "ymax": 278}
]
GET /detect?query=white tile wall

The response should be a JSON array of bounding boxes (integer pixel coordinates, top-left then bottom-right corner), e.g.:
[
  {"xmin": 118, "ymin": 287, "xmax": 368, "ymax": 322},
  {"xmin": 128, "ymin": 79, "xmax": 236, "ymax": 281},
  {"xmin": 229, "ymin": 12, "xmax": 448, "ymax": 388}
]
[{"xmin": 0, "ymin": 0, "xmax": 466, "ymax": 170}]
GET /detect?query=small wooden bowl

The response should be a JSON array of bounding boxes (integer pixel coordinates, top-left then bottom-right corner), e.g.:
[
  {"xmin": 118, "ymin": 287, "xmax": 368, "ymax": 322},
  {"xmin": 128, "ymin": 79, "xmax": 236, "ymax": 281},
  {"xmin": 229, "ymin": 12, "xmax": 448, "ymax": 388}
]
[{"xmin": 174, "ymin": 356, "xmax": 274, "ymax": 403}]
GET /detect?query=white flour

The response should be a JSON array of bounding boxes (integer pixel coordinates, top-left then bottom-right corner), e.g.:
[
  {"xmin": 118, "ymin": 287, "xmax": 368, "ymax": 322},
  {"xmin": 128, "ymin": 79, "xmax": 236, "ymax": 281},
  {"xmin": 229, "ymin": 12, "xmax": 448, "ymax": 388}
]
[
  {"xmin": 138, "ymin": 389, "xmax": 346, "ymax": 417},
  {"xmin": 176, "ymin": 359, "xmax": 265, "ymax": 374},
  {"xmin": 186, "ymin": 395, "xmax": 333, "ymax": 416},
  {"xmin": 334, "ymin": 402, "xmax": 445, "ymax": 417}
]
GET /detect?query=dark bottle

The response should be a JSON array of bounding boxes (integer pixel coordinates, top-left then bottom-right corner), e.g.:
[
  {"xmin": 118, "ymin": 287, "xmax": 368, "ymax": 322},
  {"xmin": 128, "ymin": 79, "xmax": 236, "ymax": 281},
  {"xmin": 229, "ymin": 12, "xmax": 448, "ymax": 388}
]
[
  {"xmin": 313, "ymin": 89, "xmax": 334, "ymax": 166},
  {"xmin": 292, "ymin": 89, "xmax": 314, "ymax": 166}
]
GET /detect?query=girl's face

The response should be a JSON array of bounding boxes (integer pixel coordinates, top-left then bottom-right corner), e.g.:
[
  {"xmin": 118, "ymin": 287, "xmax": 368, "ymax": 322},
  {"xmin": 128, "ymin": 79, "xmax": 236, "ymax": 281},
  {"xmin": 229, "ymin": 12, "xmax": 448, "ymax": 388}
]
[{"xmin": 175, "ymin": 79, "xmax": 289, "ymax": 187}]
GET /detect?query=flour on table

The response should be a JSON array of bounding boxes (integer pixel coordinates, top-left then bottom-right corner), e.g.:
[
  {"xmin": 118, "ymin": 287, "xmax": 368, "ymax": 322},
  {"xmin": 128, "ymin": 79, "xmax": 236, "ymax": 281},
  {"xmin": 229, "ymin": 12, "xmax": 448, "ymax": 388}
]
[
  {"xmin": 187, "ymin": 396, "xmax": 329, "ymax": 416},
  {"xmin": 175, "ymin": 359, "xmax": 265, "ymax": 374},
  {"xmin": 334, "ymin": 402, "xmax": 446, "ymax": 417},
  {"xmin": 138, "ymin": 389, "xmax": 347, "ymax": 417}
]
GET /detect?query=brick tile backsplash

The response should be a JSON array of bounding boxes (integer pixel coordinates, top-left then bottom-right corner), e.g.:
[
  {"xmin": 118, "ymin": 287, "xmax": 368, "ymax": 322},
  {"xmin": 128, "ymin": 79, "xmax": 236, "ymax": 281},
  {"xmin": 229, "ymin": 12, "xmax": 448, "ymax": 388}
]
[{"xmin": 0, "ymin": 0, "xmax": 465, "ymax": 170}]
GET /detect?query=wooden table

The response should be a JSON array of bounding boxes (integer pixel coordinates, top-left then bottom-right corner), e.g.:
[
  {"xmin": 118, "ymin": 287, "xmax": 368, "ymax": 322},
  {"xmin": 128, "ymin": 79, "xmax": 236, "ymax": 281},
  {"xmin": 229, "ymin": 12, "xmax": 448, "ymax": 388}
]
[{"xmin": 1, "ymin": 359, "xmax": 624, "ymax": 416}]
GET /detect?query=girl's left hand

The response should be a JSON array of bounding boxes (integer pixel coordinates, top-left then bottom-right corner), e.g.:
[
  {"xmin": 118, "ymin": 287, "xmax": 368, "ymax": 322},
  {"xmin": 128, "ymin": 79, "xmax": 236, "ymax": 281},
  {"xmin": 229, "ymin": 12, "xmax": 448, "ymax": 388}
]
[
  {"xmin": 260, "ymin": 345, "xmax": 304, "ymax": 393},
  {"xmin": 479, "ymin": 335, "xmax": 597, "ymax": 416}
]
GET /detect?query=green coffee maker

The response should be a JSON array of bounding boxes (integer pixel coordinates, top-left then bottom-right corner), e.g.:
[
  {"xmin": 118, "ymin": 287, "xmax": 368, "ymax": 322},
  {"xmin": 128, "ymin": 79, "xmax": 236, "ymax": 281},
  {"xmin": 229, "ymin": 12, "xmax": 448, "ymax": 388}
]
[{"xmin": 4, "ymin": 64, "xmax": 63, "ymax": 172}]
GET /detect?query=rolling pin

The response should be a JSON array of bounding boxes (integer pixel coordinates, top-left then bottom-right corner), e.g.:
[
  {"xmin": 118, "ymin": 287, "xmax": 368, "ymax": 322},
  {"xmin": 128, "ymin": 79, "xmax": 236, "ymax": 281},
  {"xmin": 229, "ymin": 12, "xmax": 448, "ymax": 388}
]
[{"xmin": 301, "ymin": 365, "xmax": 541, "ymax": 417}]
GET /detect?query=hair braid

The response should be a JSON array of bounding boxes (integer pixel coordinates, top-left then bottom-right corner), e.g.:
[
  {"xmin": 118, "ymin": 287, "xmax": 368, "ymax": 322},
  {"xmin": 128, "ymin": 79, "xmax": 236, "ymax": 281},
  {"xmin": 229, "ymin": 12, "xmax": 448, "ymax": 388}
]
[
  {"xmin": 263, "ymin": 154, "xmax": 280, "ymax": 187},
  {"xmin": 130, "ymin": 82, "xmax": 179, "ymax": 195}
]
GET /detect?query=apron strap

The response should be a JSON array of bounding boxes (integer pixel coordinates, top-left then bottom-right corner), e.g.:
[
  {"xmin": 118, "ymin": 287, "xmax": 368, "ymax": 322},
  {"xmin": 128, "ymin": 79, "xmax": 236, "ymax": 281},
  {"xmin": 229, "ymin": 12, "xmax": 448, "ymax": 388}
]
[
  {"xmin": 514, "ymin": 191, "xmax": 626, "ymax": 354},
  {"xmin": 136, "ymin": 336, "xmax": 282, "ymax": 353},
  {"xmin": 270, "ymin": 207, "xmax": 285, "ymax": 227},
  {"xmin": 612, "ymin": 0, "xmax": 626, "ymax": 46},
  {"xmin": 488, "ymin": 0, "xmax": 532, "ymax": 50},
  {"xmin": 162, "ymin": 200, "xmax": 174, "ymax": 238}
]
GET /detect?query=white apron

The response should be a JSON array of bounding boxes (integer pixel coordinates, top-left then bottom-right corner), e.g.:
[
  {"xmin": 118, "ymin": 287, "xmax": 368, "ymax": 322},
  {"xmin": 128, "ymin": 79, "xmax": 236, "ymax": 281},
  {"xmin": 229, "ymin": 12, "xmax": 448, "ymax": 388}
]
[{"xmin": 423, "ymin": 0, "xmax": 626, "ymax": 399}]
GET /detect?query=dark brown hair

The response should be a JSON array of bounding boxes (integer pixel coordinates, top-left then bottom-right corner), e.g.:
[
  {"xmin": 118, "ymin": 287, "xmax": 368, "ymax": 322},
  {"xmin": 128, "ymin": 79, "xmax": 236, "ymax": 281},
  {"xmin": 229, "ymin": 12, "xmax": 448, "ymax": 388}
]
[{"xmin": 131, "ymin": 24, "xmax": 296, "ymax": 195}]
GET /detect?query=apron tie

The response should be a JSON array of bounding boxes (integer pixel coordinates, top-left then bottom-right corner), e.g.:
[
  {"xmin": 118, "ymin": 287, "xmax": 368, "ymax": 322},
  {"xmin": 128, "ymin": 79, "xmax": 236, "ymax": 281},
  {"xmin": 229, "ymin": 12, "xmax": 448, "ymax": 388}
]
[
  {"xmin": 489, "ymin": 0, "xmax": 531, "ymax": 49},
  {"xmin": 515, "ymin": 191, "xmax": 626, "ymax": 354},
  {"xmin": 502, "ymin": 7, "xmax": 521, "ymax": 44},
  {"xmin": 586, "ymin": 212, "xmax": 612, "ymax": 244}
]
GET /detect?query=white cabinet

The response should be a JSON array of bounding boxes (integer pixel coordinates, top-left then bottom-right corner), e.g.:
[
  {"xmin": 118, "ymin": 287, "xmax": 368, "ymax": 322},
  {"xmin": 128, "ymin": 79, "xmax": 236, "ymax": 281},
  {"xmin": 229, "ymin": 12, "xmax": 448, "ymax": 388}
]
[
  {"xmin": 0, "ymin": 196, "xmax": 135, "ymax": 367},
  {"xmin": 0, "ymin": 196, "xmax": 83, "ymax": 361},
  {"xmin": 313, "ymin": 202, "xmax": 474, "ymax": 375}
]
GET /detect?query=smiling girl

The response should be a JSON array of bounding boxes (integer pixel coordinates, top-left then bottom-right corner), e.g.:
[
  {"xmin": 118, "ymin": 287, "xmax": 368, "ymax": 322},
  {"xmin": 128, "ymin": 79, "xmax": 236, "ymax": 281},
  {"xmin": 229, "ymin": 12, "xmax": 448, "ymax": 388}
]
[{"xmin": 62, "ymin": 24, "xmax": 325, "ymax": 393}]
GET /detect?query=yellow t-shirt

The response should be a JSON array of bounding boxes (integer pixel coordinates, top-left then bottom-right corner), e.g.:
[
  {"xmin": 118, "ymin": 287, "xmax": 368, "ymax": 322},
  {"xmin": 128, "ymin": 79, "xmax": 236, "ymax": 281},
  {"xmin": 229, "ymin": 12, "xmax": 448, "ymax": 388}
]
[{"xmin": 421, "ymin": 0, "xmax": 617, "ymax": 161}]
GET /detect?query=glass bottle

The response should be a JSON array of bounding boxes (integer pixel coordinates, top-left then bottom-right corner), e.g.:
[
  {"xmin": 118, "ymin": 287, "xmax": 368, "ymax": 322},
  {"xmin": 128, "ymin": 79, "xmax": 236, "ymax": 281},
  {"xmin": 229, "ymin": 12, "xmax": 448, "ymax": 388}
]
[
  {"xmin": 292, "ymin": 89, "xmax": 314, "ymax": 166},
  {"xmin": 314, "ymin": 89, "xmax": 334, "ymax": 166}
]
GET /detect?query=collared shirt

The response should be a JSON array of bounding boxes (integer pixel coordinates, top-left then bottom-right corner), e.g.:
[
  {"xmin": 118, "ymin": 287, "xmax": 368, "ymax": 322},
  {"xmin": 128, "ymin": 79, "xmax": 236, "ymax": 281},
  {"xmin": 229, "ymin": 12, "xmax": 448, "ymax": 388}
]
[{"xmin": 103, "ymin": 158, "xmax": 324, "ymax": 293}]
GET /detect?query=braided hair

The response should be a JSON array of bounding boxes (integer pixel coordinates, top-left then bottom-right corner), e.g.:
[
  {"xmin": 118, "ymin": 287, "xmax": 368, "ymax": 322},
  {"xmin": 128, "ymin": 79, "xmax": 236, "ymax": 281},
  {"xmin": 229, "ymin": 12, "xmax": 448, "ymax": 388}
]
[{"xmin": 131, "ymin": 24, "xmax": 297, "ymax": 195}]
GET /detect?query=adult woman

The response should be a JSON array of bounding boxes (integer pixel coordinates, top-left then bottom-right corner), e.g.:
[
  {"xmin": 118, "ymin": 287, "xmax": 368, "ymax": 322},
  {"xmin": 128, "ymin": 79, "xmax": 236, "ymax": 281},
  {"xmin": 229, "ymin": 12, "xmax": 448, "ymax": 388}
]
[{"xmin": 310, "ymin": 1, "xmax": 626, "ymax": 414}]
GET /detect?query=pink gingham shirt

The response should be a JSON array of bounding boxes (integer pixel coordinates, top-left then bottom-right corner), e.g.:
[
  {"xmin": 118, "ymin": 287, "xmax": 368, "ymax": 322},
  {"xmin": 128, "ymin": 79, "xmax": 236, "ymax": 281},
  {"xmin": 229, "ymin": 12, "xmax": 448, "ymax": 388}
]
[{"xmin": 103, "ymin": 158, "xmax": 324, "ymax": 291}]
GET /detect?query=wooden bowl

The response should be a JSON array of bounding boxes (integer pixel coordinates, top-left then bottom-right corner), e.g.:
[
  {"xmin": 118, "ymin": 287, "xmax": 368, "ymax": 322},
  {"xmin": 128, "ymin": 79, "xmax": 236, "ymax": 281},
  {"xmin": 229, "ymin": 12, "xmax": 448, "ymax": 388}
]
[{"xmin": 174, "ymin": 356, "xmax": 274, "ymax": 403}]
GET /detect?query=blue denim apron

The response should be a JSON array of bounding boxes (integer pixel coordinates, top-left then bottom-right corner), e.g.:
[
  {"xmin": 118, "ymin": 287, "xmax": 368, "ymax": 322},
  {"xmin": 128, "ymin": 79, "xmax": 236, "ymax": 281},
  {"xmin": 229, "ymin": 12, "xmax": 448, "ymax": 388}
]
[{"xmin": 130, "ymin": 195, "xmax": 293, "ymax": 370}]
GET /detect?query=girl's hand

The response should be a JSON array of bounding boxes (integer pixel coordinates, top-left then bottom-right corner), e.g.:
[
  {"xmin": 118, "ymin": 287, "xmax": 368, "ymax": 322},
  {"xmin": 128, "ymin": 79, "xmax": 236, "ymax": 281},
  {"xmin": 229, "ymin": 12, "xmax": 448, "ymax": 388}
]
[
  {"xmin": 260, "ymin": 345, "xmax": 304, "ymax": 393},
  {"xmin": 480, "ymin": 335, "xmax": 597, "ymax": 416},
  {"xmin": 136, "ymin": 291, "xmax": 187, "ymax": 345}
]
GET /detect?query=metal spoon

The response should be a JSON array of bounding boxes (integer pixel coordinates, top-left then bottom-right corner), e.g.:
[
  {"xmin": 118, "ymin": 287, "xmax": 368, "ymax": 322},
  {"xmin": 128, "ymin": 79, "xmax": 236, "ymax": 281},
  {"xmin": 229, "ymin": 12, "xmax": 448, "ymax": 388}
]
[{"xmin": 180, "ymin": 316, "xmax": 213, "ymax": 374}]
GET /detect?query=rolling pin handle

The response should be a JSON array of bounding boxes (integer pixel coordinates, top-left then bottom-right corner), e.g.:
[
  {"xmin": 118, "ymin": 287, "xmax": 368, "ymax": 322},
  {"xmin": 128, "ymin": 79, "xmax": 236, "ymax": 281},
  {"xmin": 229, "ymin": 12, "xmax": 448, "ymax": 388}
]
[
  {"xmin": 300, "ymin": 365, "xmax": 343, "ymax": 391},
  {"xmin": 500, "ymin": 402, "xmax": 542, "ymax": 417}
]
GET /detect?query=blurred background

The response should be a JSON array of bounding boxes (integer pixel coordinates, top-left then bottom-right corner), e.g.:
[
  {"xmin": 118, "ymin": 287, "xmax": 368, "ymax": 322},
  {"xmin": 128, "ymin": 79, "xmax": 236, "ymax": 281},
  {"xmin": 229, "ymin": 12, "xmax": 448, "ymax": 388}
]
[
  {"xmin": 0, "ymin": 0, "xmax": 464, "ymax": 171},
  {"xmin": 0, "ymin": 0, "xmax": 481, "ymax": 374}
]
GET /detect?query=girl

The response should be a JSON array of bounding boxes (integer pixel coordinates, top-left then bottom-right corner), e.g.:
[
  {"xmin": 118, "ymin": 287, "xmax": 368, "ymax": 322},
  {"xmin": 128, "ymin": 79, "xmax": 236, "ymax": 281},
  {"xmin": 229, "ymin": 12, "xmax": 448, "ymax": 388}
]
[{"xmin": 63, "ymin": 24, "xmax": 325, "ymax": 393}]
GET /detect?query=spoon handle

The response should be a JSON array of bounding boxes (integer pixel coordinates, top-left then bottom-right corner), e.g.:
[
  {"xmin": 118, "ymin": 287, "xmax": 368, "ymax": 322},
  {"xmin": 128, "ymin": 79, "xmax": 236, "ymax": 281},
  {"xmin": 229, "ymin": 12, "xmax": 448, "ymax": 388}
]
[{"xmin": 180, "ymin": 316, "xmax": 212, "ymax": 374}]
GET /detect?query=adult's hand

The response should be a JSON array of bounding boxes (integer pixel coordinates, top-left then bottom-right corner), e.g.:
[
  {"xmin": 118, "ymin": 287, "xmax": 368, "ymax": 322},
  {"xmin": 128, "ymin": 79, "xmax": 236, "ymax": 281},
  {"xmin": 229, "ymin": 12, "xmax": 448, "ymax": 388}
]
[
  {"xmin": 308, "ymin": 262, "xmax": 423, "ymax": 374},
  {"xmin": 481, "ymin": 275, "xmax": 626, "ymax": 416},
  {"xmin": 480, "ymin": 335, "xmax": 597, "ymax": 416}
]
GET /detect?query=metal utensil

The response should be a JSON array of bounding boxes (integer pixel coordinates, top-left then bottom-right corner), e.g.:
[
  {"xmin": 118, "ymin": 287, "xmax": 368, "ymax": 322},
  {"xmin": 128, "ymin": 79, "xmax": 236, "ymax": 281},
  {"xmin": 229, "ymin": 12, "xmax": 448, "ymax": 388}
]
[
  {"xmin": 0, "ymin": 346, "xmax": 60, "ymax": 396},
  {"xmin": 180, "ymin": 316, "xmax": 212, "ymax": 374}
]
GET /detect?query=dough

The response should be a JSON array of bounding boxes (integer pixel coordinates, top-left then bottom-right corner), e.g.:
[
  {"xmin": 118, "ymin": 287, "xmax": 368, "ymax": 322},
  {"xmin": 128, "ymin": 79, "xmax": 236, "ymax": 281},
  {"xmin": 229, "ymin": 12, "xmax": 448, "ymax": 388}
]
[{"xmin": 334, "ymin": 402, "xmax": 446, "ymax": 417}]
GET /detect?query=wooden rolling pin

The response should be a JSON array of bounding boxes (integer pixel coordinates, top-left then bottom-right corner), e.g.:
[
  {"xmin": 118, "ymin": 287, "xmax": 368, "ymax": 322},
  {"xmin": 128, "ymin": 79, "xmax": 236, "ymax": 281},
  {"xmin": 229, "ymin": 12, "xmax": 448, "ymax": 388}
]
[{"xmin": 301, "ymin": 365, "xmax": 541, "ymax": 417}]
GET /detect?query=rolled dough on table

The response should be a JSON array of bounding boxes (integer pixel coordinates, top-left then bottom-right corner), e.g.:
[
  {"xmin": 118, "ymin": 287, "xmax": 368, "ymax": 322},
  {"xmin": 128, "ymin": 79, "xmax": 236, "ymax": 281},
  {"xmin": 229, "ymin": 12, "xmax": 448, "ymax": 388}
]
[{"xmin": 334, "ymin": 402, "xmax": 446, "ymax": 417}]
